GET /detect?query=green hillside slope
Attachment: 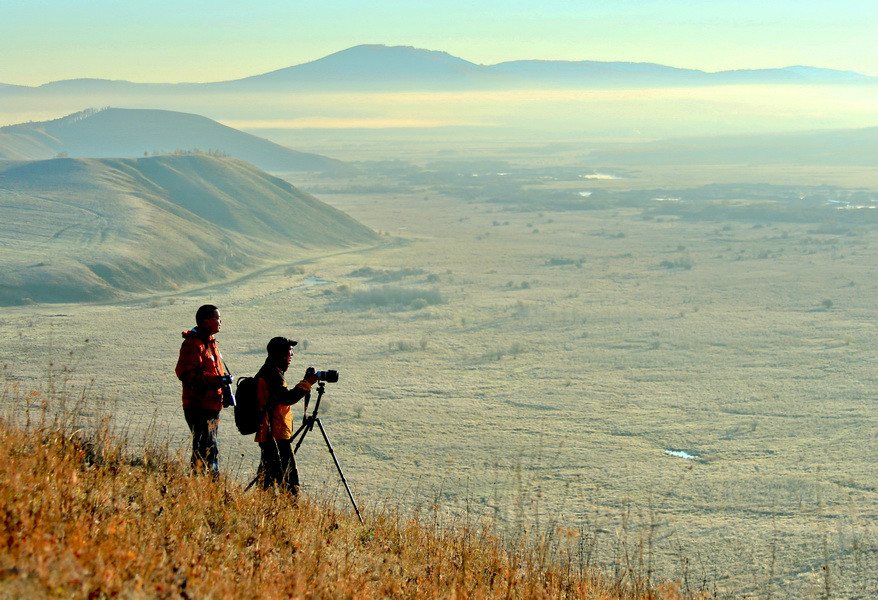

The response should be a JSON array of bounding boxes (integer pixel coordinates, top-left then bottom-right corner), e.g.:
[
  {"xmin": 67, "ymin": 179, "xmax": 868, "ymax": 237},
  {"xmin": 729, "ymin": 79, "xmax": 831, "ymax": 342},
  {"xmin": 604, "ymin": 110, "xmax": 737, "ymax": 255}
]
[{"xmin": 0, "ymin": 155, "xmax": 378, "ymax": 304}]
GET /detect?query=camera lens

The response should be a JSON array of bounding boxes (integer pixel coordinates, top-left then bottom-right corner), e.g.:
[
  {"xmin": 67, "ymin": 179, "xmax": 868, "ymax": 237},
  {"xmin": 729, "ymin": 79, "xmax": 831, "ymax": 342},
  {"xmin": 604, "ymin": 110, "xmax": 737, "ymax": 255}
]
[{"xmin": 316, "ymin": 370, "xmax": 339, "ymax": 383}]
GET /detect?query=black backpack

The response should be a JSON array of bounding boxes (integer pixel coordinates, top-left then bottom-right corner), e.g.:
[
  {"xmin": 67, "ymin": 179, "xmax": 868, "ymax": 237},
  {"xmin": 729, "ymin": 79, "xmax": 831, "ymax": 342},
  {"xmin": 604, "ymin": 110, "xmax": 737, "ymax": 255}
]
[{"xmin": 233, "ymin": 376, "xmax": 262, "ymax": 435}]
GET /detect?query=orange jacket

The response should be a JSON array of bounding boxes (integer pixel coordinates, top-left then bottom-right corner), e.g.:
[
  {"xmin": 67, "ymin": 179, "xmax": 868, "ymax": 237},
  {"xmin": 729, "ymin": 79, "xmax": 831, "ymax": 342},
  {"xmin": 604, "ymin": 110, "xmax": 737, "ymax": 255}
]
[
  {"xmin": 175, "ymin": 328, "xmax": 226, "ymax": 411},
  {"xmin": 254, "ymin": 362, "xmax": 311, "ymax": 442}
]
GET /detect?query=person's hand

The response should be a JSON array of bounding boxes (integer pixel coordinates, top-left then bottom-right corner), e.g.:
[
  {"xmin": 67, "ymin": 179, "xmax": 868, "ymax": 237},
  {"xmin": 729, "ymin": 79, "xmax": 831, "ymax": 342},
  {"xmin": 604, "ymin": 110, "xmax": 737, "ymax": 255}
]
[{"xmin": 303, "ymin": 367, "xmax": 318, "ymax": 385}]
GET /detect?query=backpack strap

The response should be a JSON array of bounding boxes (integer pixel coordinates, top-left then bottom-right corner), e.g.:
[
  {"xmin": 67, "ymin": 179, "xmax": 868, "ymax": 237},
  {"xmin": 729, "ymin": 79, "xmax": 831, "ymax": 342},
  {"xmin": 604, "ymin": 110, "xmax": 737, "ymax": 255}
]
[{"xmin": 256, "ymin": 376, "xmax": 274, "ymax": 436}]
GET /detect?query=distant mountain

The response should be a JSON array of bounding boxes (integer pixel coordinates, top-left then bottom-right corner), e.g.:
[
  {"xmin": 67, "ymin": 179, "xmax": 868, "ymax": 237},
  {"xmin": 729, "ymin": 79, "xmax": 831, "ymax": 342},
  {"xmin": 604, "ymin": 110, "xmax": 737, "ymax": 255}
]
[
  {"xmin": 703, "ymin": 65, "xmax": 874, "ymax": 85},
  {"xmin": 588, "ymin": 127, "xmax": 878, "ymax": 167},
  {"xmin": 35, "ymin": 79, "xmax": 171, "ymax": 93},
  {"xmin": 214, "ymin": 45, "xmax": 504, "ymax": 90},
  {"xmin": 0, "ymin": 155, "xmax": 378, "ymax": 304},
  {"xmin": 488, "ymin": 59, "xmax": 707, "ymax": 87},
  {"xmin": 489, "ymin": 60, "xmax": 874, "ymax": 87},
  {"xmin": 0, "ymin": 108, "xmax": 350, "ymax": 173},
  {"xmin": 209, "ymin": 45, "xmax": 878, "ymax": 90},
  {"xmin": 2, "ymin": 45, "xmax": 873, "ymax": 94}
]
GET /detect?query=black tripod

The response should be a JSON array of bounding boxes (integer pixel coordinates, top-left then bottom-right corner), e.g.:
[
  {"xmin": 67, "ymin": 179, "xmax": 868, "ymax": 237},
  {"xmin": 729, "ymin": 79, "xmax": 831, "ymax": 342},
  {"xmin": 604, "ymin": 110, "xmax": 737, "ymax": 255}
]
[{"xmin": 248, "ymin": 382, "xmax": 364, "ymax": 525}]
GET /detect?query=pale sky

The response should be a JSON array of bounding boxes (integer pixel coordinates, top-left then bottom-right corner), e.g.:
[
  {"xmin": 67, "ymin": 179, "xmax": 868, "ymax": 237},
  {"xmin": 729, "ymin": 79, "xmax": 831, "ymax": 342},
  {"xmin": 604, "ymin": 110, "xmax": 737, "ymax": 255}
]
[{"xmin": 1, "ymin": 0, "xmax": 876, "ymax": 86}]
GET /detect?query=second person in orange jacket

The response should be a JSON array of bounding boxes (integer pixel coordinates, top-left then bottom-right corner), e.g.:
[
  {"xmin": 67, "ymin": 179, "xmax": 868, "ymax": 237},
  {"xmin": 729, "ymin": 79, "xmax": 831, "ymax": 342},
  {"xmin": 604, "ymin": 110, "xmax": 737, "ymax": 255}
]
[{"xmin": 254, "ymin": 336, "xmax": 318, "ymax": 494}]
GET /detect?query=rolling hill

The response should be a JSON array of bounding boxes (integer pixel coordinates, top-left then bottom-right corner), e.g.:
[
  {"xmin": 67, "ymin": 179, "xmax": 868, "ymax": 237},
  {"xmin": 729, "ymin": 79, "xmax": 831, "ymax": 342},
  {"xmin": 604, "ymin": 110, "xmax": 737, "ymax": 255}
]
[
  {"xmin": 0, "ymin": 108, "xmax": 351, "ymax": 173},
  {"xmin": 0, "ymin": 155, "xmax": 378, "ymax": 305}
]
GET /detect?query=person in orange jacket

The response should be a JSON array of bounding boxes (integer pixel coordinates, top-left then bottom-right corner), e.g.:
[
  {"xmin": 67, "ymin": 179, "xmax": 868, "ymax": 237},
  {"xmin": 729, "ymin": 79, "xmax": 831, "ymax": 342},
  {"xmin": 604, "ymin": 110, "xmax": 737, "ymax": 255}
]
[
  {"xmin": 175, "ymin": 304, "xmax": 230, "ymax": 475},
  {"xmin": 254, "ymin": 336, "xmax": 318, "ymax": 494}
]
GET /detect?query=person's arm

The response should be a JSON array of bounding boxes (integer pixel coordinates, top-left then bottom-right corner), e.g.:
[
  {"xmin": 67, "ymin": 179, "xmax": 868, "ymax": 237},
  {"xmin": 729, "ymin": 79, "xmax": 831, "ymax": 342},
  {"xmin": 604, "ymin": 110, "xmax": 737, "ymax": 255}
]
[
  {"xmin": 278, "ymin": 380, "xmax": 309, "ymax": 405},
  {"xmin": 272, "ymin": 368, "xmax": 319, "ymax": 406}
]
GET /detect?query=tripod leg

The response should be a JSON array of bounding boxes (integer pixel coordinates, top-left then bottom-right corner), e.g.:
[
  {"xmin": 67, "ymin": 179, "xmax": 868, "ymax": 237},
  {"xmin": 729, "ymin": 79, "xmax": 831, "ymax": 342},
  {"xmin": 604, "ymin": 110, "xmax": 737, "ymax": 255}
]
[
  {"xmin": 314, "ymin": 418, "xmax": 364, "ymax": 525},
  {"xmin": 290, "ymin": 417, "xmax": 313, "ymax": 454},
  {"xmin": 294, "ymin": 384, "xmax": 323, "ymax": 454}
]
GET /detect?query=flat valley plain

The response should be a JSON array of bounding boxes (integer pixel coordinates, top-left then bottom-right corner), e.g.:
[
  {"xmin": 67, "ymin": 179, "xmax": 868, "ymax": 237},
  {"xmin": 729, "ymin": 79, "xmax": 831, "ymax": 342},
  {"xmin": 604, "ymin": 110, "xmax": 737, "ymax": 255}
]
[{"xmin": 1, "ymin": 141, "xmax": 876, "ymax": 599}]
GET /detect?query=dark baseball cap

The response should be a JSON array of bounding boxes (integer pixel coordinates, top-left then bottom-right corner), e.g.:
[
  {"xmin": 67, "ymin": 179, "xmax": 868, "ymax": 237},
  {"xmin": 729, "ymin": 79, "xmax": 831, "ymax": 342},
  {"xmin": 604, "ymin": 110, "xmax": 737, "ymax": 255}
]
[{"xmin": 267, "ymin": 336, "xmax": 298, "ymax": 356}]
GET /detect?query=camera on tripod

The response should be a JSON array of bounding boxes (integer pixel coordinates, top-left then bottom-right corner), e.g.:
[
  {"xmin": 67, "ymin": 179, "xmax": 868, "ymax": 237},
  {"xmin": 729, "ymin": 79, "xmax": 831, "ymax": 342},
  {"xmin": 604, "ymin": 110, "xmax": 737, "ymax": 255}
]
[
  {"xmin": 314, "ymin": 369, "xmax": 339, "ymax": 383},
  {"xmin": 245, "ymin": 363, "xmax": 361, "ymax": 524}
]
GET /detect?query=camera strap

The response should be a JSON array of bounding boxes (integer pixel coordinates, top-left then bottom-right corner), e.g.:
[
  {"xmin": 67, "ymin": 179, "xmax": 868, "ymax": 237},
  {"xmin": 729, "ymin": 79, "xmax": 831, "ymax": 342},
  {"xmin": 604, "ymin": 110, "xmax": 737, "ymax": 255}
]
[{"xmin": 203, "ymin": 337, "xmax": 227, "ymax": 378}]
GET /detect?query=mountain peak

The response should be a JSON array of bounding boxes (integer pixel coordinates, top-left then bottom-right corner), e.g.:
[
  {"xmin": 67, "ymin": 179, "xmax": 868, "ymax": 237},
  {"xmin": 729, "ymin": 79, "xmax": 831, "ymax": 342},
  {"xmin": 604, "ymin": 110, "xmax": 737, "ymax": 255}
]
[
  {"xmin": 228, "ymin": 44, "xmax": 489, "ymax": 89},
  {"xmin": 301, "ymin": 43, "xmax": 480, "ymax": 71},
  {"xmin": 326, "ymin": 44, "xmax": 477, "ymax": 64}
]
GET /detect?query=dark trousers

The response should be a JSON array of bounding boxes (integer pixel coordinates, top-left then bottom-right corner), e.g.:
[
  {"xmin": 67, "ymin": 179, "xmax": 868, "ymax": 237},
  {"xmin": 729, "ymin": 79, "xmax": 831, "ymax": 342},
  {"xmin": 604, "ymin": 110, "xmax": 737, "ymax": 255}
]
[
  {"xmin": 183, "ymin": 407, "xmax": 220, "ymax": 476},
  {"xmin": 258, "ymin": 439, "xmax": 299, "ymax": 495}
]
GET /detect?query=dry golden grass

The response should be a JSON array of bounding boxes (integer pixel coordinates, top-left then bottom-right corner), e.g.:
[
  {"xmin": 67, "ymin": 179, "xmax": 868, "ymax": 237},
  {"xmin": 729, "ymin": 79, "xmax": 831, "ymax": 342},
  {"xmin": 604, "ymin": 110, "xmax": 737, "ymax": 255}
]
[{"xmin": 0, "ymin": 402, "xmax": 702, "ymax": 600}]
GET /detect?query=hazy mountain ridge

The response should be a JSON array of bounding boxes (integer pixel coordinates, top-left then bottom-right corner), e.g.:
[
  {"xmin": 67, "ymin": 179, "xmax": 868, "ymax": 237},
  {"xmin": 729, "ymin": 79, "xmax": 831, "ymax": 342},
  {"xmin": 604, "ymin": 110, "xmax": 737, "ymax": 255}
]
[
  {"xmin": 0, "ymin": 155, "xmax": 378, "ymax": 304},
  {"xmin": 0, "ymin": 108, "xmax": 350, "ymax": 173},
  {"xmin": 490, "ymin": 60, "xmax": 872, "ymax": 86},
  {"xmin": 1, "ymin": 45, "xmax": 873, "ymax": 92},
  {"xmin": 222, "ymin": 44, "xmax": 502, "ymax": 90}
]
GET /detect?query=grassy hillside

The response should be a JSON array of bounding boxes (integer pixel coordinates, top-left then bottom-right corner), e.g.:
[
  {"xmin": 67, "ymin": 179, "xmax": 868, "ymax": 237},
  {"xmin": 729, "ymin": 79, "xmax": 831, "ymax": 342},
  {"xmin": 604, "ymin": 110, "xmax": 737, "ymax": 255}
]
[
  {"xmin": 0, "ymin": 154, "xmax": 378, "ymax": 304},
  {"xmin": 0, "ymin": 108, "xmax": 351, "ymax": 174},
  {"xmin": 0, "ymin": 410, "xmax": 684, "ymax": 599}
]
